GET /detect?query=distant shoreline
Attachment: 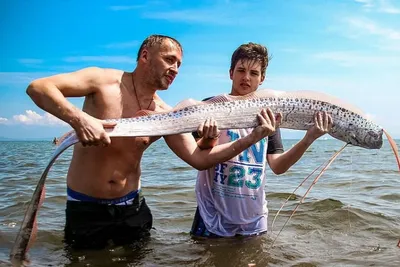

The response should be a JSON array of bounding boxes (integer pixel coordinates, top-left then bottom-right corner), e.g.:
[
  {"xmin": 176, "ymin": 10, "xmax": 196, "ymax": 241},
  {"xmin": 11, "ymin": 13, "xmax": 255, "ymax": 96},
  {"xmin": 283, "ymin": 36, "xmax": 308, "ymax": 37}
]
[{"xmin": 0, "ymin": 139, "xmax": 53, "ymax": 142}]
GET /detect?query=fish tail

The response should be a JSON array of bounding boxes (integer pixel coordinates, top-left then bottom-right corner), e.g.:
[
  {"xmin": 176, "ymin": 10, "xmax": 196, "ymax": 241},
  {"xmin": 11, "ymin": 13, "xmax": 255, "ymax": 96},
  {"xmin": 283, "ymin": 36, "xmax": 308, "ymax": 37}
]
[
  {"xmin": 10, "ymin": 184, "xmax": 46, "ymax": 262},
  {"xmin": 27, "ymin": 185, "xmax": 46, "ymax": 254}
]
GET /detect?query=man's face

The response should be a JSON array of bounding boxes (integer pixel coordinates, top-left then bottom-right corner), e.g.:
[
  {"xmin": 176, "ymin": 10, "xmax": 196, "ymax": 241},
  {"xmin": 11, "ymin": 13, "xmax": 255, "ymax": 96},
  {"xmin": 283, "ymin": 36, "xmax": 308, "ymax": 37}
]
[
  {"xmin": 229, "ymin": 59, "xmax": 264, "ymax": 96},
  {"xmin": 146, "ymin": 40, "xmax": 183, "ymax": 90}
]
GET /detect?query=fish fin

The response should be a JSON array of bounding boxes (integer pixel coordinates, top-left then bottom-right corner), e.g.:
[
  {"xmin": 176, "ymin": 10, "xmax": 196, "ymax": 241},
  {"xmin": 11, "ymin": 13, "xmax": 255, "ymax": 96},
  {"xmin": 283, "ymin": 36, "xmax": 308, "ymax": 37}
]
[
  {"xmin": 202, "ymin": 95, "xmax": 232, "ymax": 103},
  {"xmin": 134, "ymin": 98, "xmax": 204, "ymax": 117},
  {"xmin": 383, "ymin": 129, "xmax": 400, "ymax": 172},
  {"xmin": 173, "ymin": 98, "xmax": 205, "ymax": 110},
  {"xmin": 250, "ymin": 89, "xmax": 285, "ymax": 99},
  {"xmin": 256, "ymin": 88, "xmax": 367, "ymax": 117},
  {"xmin": 270, "ymin": 143, "xmax": 348, "ymax": 248},
  {"xmin": 134, "ymin": 109, "xmax": 159, "ymax": 117},
  {"xmin": 203, "ymin": 91, "xmax": 279, "ymax": 102}
]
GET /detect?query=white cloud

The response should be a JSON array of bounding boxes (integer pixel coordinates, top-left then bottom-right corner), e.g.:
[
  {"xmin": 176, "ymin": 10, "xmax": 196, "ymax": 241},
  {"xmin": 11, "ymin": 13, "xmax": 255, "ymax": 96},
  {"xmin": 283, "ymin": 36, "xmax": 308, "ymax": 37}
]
[
  {"xmin": 346, "ymin": 17, "xmax": 400, "ymax": 40},
  {"xmin": 142, "ymin": 9, "xmax": 233, "ymax": 24},
  {"xmin": 312, "ymin": 51, "xmax": 400, "ymax": 67},
  {"xmin": 0, "ymin": 117, "xmax": 8, "ymax": 124},
  {"xmin": 331, "ymin": 16, "xmax": 400, "ymax": 52},
  {"xmin": 141, "ymin": 2, "xmax": 269, "ymax": 25},
  {"xmin": 63, "ymin": 56, "xmax": 136, "ymax": 64},
  {"xmin": 11, "ymin": 110, "xmax": 67, "ymax": 126},
  {"xmin": 354, "ymin": 0, "xmax": 374, "ymax": 8},
  {"xmin": 353, "ymin": 0, "xmax": 400, "ymax": 13},
  {"xmin": 379, "ymin": 0, "xmax": 400, "ymax": 13}
]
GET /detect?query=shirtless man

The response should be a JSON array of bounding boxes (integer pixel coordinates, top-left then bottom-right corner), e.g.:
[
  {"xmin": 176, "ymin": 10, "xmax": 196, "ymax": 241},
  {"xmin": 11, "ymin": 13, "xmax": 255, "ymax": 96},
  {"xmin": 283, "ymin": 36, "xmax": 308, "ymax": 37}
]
[{"xmin": 26, "ymin": 35, "xmax": 280, "ymax": 249}]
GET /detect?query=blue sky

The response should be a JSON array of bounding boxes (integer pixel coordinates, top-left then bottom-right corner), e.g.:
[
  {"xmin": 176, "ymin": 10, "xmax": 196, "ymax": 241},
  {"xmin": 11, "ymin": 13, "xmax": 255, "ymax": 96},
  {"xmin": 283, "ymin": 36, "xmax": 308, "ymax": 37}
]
[{"xmin": 0, "ymin": 0, "xmax": 399, "ymax": 139}]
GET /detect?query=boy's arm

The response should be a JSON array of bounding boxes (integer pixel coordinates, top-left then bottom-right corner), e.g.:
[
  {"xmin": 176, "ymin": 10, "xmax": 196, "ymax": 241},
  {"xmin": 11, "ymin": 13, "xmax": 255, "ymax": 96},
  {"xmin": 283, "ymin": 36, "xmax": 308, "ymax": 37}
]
[
  {"xmin": 165, "ymin": 108, "xmax": 278, "ymax": 170},
  {"xmin": 267, "ymin": 112, "xmax": 333, "ymax": 174}
]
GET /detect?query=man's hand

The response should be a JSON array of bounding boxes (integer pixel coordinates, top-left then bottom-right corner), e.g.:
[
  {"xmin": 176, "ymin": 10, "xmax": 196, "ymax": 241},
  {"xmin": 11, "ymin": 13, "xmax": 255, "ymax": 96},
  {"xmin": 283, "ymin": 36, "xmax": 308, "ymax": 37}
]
[
  {"xmin": 72, "ymin": 113, "xmax": 116, "ymax": 147},
  {"xmin": 197, "ymin": 118, "xmax": 220, "ymax": 140},
  {"xmin": 250, "ymin": 108, "xmax": 282, "ymax": 141},
  {"xmin": 305, "ymin": 111, "xmax": 333, "ymax": 142}
]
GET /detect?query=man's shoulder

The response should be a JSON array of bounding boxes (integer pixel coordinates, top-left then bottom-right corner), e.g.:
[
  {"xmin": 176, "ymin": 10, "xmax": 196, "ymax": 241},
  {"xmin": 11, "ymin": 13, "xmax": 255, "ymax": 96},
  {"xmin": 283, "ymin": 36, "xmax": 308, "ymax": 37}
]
[
  {"xmin": 78, "ymin": 66, "xmax": 121, "ymax": 75},
  {"xmin": 78, "ymin": 67, "xmax": 123, "ymax": 86}
]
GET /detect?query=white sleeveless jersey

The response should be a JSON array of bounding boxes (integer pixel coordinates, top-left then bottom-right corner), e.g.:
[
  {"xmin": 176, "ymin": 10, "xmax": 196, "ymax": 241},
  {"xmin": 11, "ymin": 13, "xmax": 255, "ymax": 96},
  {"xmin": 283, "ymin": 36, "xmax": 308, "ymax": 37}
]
[{"xmin": 195, "ymin": 128, "xmax": 269, "ymax": 236}]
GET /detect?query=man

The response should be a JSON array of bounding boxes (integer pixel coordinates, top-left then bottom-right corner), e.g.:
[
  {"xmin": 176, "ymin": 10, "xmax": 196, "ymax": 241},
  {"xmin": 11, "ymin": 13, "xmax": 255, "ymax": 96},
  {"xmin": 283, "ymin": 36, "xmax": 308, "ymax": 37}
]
[
  {"xmin": 26, "ymin": 35, "xmax": 279, "ymax": 249},
  {"xmin": 191, "ymin": 42, "xmax": 333, "ymax": 238}
]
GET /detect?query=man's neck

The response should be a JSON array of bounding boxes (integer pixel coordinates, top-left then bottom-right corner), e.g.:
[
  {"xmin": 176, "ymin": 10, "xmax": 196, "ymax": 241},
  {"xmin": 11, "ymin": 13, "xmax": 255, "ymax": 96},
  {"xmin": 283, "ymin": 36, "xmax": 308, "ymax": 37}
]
[{"xmin": 131, "ymin": 70, "xmax": 157, "ymax": 109}]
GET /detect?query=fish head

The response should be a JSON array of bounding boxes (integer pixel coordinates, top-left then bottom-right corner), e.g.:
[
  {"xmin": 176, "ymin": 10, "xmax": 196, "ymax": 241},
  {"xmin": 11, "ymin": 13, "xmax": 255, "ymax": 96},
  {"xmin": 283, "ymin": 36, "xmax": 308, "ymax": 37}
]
[{"xmin": 348, "ymin": 125, "xmax": 383, "ymax": 149}]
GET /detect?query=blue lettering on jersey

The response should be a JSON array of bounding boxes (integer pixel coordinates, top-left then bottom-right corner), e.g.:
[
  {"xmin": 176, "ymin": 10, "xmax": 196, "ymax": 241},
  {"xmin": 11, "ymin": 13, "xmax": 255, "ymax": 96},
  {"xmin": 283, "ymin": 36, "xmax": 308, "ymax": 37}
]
[
  {"xmin": 227, "ymin": 130, "xmax": 266, "ymax": 164},
  {"xmin": 214, "ymin": 163, "xmax": 228, "ymax": 184}
]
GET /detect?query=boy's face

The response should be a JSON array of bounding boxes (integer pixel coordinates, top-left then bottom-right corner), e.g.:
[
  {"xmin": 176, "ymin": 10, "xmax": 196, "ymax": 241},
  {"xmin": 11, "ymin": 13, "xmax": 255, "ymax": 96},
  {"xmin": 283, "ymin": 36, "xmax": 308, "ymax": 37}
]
[{"xmin": 229, "ymin": 59, "xmax": 264, "ymax": 96}]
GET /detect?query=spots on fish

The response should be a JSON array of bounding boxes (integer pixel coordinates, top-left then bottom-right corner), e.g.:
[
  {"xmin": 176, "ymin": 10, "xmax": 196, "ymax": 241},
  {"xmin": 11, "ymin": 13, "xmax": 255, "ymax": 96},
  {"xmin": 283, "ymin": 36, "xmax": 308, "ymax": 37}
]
[{"xmin": 106, "ymin": 95, "xmax": 382, "ymax": 149}]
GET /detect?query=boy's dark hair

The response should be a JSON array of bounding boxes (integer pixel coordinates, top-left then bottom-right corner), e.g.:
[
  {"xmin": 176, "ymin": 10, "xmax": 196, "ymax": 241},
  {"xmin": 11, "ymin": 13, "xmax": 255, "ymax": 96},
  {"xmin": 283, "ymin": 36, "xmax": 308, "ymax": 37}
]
[
  {"xmin": 230, "ymin": 42, "xmax": 269, "ymax": 76},
  {"xmin": 137, "ymin": 34, "xmax": 183, "ymax": 61}
]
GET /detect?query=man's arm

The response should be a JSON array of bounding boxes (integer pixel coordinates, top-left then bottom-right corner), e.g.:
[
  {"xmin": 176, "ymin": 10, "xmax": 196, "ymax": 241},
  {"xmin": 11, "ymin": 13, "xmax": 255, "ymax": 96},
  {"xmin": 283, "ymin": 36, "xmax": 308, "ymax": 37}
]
[
  {"xmin": 165, "ymin": 108, "xmax": 278, "ymax": 170},
  {"xmin": 267, "ymin": 111, "xmax": 333, "ymax": 174},
  {"xmin": 26, "ymin": 67, "xmax": 117, "ymax": 145}
]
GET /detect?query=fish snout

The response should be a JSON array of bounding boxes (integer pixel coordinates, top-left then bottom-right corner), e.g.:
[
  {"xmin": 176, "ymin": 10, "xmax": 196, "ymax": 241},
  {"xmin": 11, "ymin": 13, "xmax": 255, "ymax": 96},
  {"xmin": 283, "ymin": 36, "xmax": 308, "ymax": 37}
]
[
  {"xmin": 368, "ymin": 128, "xmax": 383, "ymax": 149},
  {"xmin": 350, "ymin": 128, "xmax": 383, "ymax": 149},
  {"xmin": 360, "ymin": 129, "xmax": 383, "ymax": 149}
]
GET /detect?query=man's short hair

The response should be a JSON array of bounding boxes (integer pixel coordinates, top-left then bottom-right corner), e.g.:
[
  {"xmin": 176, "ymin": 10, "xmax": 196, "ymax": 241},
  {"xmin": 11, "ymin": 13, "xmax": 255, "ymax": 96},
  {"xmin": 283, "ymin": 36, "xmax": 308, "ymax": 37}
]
[
  {"xmin": 137, "ymin": 34, "xmax": 183, "ymax": 61},
  {"xmin": 230, "ymin": 43, "xmax": 269, "ymax": 76}
]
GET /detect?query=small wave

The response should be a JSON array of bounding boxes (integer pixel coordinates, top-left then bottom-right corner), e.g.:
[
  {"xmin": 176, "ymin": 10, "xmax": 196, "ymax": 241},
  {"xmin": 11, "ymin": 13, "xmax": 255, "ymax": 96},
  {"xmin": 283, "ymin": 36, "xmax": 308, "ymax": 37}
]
[
  {"xmin": 21, "ymin": 162, "xmax": 39, "ymax": 168},
  {"xmin": 327, "ymin": 181, "xmax": 356, "ymax": 188},
  {"xmin": 310, "ymin": 198, "xmax": 344, "ymax": 211},
  {"xmin": 168, "ymin": 166, "xmax": 193, "ymax": 171},
  {"xmin": 360, "ymin": 169, "xmax": 399, "ymax": 174},
  {"xmin": 379, "ymin": 193, "xmax": 400, "ymax": 201},
  {"xmin": 291, "ymin": 262, "xmax": 318, "ymax": 267},
  {"xmin": 267, "ymin": 192, "xmax": 299, "ymax": 201},
  {"xmin": 363, "ymin": 185, "xmax": 393, "ymax": 191}
]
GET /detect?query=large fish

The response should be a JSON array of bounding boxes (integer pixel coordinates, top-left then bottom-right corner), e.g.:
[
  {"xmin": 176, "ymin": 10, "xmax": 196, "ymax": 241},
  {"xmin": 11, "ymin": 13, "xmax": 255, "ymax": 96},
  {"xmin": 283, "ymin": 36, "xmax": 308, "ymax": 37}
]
[
  {"xmin": 105, "ymin": 89, "xmax": 383, "ymax": 149},
  {"xmin": 10, "ymin": 89, "xmax": 398, "ymax": 263}
]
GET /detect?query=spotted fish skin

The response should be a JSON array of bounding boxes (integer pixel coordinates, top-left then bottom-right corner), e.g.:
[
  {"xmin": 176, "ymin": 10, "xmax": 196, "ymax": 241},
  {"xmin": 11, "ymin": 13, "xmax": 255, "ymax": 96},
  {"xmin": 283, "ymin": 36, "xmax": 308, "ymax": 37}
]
[{"xmin": 107, "ymin": 91, "xmax": 383, "ymax": 149}]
